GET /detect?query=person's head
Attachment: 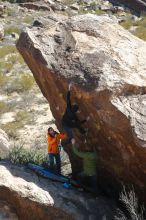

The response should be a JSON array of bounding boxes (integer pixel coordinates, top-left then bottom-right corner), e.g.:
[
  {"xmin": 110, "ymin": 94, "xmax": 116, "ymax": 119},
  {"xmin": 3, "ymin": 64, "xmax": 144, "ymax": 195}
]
[
  {"xmin": 48, "ymin": 127, "xmax": 55, "ymax": 135},
  {"xmin": 72, "ymin": 104, "xmax": 79, "ymax": 113}
]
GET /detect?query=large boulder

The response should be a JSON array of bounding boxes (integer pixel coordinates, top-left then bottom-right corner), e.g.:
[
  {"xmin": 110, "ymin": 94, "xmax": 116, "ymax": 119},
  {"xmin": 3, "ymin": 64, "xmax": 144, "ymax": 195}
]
[
  {"xmin": 0, "ymin": 162, "xmax": 117, "ymax": 220},
  {"xmin": 17, "ymin": 14, "xmax": 146, "ymax": 202},
  {"xmin": 0, "ymin": 129, "xmax": 10, "ymax": 157}
]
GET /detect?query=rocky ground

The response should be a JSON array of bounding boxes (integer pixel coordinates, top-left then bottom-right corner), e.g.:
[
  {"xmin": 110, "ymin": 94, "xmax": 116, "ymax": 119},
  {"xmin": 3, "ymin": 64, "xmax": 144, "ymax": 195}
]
[{"xmin": 0, "ymin": 161, "xmax": 119, "ymax": 220}]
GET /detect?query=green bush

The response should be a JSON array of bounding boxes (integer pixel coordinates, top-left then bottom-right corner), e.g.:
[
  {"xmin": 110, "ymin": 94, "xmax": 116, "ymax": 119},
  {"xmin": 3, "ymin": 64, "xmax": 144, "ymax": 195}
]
[
  {"xmin": 6, "ymin": 6, "xmax": 17, "ymax": 16},
  {"xmin": 0, "ymin": 61, "xmax": 14, "ymax": 72},
  {"xmin": 15, "ymin": 111, "xmax": 30, "ymax": 123},
  {"xmin": 7, "ymin": 145, "xmax": 47, "ymax": 165},
  {"xmin": 0, "ymin": 53, "xmax": 24, "ymax": 71},
  {"xmin": 7, "ymin": 55, "xmax": 18, "ymax": 65},
  {"xmin": 1, "ymin": 121, "xmax": 23, "ymax": 139},
  {"xmin": 120, "ymin": 15, "xmax": 146, "ymax": 41},
  {"xmin": 95, "ymin": 9, "xmax": 105, "ymax": 15},
  {"xmin": 16, "ymin": 54, "xmax": 25, "ymax": 64},
  {"xmin": 134, "ymin": 15, "xmax": 146, "ymax": 26},
  {"xmin": 133, "ymin": 16, "xmax": 146, "ymax": 41},
  {"xmin": 1, "ymin": 110, "xmax": 32, "ymax": 138},
  {"xmin": 134, "ymin": 26, "xmax": 146, "ymax": 41},
  {"xmin": 4, "ymin": 26, "xmax": 21, "ymax": 35},
  {"xmin": 62, "ymin": 0, "xmax": 76, "ymax": 5},
  {"xmin": 14, "ymin": 74, "xmax": 35, "ymax": 93},
  {"xmin": 5, "ymin": 73, "xmax": 35, "ymax": 94},
  {"xmin": 0, "ymin": 73, "xmax": 8, "ymax": 88},
  {"xmin": 0, "ymin": 45, "xmax": 17, "ymax": 59},
  {"xmin": 23, "ymin": 15, "xmax": 34, "ymax": 24},
  {"xmin": 120, "ymin": 18, "xmax": 133, "ymax": 29},
  {"xmin": 0, "ymin": 101, "xmax": 9, "ymax": 115}
]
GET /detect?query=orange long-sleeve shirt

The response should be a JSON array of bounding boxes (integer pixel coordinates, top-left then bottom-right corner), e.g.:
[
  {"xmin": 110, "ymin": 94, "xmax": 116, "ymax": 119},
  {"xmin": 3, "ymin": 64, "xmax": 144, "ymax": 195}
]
[{"xmin": 48, "ymin": 133, "xmax": 67, "ymax": 154}]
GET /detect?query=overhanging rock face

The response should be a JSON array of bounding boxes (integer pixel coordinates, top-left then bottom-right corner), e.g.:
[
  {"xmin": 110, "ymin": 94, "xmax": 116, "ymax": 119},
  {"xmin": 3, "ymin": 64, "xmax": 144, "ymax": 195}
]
[{"xmin": 17, "ymin": 14, "xmax": 146, "ymax": 201}]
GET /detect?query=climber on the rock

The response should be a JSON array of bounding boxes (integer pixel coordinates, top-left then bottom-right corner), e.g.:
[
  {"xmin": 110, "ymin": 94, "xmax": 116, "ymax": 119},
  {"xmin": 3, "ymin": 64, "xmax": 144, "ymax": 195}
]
[
  {"xmin": 71, "ymin": 138, "xmax": 97, "ymax": 193},
  {"xmin": 62, "ymin": 82, "xmax": 89, "ymax": 145},
  {"xmin": 47, "ymin": 127, "xmax": 67, "ymax": 175}
]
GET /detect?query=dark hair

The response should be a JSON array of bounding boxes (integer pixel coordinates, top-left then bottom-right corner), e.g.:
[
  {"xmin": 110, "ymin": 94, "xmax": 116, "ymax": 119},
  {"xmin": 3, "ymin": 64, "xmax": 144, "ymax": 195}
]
[
  {"xmin": 48, "ymin": 127, "xmax": 53, "ymax": 132},
  {"xmin": 72, "ymin": 104, "xmax": 79, "ymax": 113}
]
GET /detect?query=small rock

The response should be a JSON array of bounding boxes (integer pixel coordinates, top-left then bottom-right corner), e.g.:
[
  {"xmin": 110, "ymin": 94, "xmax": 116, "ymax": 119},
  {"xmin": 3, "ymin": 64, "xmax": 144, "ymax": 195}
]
[
  {"xmin": 117, "ymin": 15, "xmax": 127, "ymax": 23},
  {"xmin": 86, "ymin": 4, "xmax": 99, "ymax": 11},
  {"xmin": 45, "ymin": 0, "xmax": 55, "ymax": 4},
  {"xmin": 111, "ymin": 6, "xmax": 124, "ymax": 13},
  {"xmin": 0, "ymin": 5, "xmax": 4, "ymax": 12},
  {"xmin": 131, "ymin": 15, "xmax": 142, "ymax": 21},
  {"xmin": 70, "ymin": 4, "xmax": 80, "ymax": 11},
  {"xmin": 129, "ymin": 26, "xmax": 137, "ymax": 33},
  {"xmin": 33, "ymin": 20, "xmax": 44, "ymax": 28},
  {"xmin": 54, "ymin": 34, "xmax": 63, "ymax": 44},
  {"xmin": 99, "ymin": 5, "xmax": 111, "ymax": 12},
  {"xmin": 81, "ymin": 0, "xmax": 95, "ymax": 4},
  {"xmin": 51, "ymin": 3, "xmax": 64, "ymax": 11},
  {"xmin": 11, "ymin": 32, "xmax": 19, "ymax": 39},
  {"xmin": 103, "ymin": 1, "xmax": 110, "ymax": 6}
]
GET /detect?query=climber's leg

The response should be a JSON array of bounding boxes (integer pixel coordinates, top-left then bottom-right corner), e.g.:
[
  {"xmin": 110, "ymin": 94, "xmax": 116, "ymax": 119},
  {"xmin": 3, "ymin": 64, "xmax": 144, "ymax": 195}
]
[{"xmin": 48, "ymin": 154, "xmax": 55, "ymax": 171}]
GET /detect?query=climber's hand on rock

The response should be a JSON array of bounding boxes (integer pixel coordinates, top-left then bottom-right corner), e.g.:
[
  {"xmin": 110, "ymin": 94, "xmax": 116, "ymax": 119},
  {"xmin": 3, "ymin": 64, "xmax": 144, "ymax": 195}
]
[
  {"xmin": 69, "ymin": 82, "xmax": 74, "ymax": 91},
  {"xmin": 56, "ymin": 106, "xmax": 59, "ymax": 111},
  {"xmin": 86, "ymin": 116, "xmax": 90, "ymax": 121},
  {"xmin": 71, "ymin": 138, "xmax": 75, "ymax": 145},
  {"xmin": 84, "ymin": 138, "xmax": 87, "ymax": 144}
]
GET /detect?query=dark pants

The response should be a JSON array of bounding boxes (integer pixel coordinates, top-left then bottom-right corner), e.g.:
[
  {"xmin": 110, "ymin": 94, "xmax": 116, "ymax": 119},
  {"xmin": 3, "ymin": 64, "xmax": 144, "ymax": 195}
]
[
  {"xmin": 77, "ymin": 172, "xmax": 97, "ymax": 193},
  {"xmin": 87, "ymin": 176, "xmax": 97, "ymax": 193},
  {"xmin": 48, "ymin": 153, "xmax": 61, "ymax": 175}
]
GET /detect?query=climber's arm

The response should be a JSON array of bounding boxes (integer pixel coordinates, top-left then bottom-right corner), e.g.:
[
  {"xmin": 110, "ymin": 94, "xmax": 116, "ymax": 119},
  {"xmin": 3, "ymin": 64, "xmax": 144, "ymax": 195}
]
[
  {"xmin": 66, "ymin": 91, "xmax": 71, "ymax": 110},
  {"xmin": 72, "ymin": 145, "xmax": 85, "ymax": 158}
]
